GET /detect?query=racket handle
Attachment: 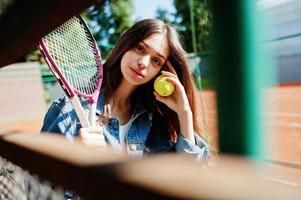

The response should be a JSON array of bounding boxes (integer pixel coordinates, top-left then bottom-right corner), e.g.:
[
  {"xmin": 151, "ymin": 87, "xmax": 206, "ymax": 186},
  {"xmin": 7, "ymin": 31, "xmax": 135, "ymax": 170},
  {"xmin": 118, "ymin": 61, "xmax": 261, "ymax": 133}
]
[
  {"xmin": 89, "ymin": 103, "xmax": 97, "ymax": 127},
  {"xmin": 71, "ymin": 97, "xmax": 90, "ymax": 128}
]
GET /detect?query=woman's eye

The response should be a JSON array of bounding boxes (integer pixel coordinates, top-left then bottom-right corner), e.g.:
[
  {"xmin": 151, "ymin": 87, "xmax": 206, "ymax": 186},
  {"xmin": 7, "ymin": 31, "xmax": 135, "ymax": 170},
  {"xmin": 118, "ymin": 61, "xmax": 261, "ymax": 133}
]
[
  {"xmin": 152, "ymin": 58, "xmax": 161, "ymax": 66},
  {"xmin": 136, "ymin": 45, "xmax": 144, "ymax": 53}
]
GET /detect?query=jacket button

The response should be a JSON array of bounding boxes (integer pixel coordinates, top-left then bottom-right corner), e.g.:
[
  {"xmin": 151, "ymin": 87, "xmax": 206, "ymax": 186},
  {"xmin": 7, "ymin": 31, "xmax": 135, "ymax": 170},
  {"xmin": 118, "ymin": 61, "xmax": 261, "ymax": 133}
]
[{"xmin": 130, "ymin": 144, "xmax": 137, "ymax": 151}]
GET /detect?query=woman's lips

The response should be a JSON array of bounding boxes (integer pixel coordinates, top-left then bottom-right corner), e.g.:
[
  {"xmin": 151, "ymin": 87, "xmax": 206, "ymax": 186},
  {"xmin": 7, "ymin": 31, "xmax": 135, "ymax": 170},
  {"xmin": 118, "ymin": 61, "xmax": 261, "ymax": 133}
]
[{"xmin": 130, "ymin": 67, "xmax": 145, "ymax": 78}]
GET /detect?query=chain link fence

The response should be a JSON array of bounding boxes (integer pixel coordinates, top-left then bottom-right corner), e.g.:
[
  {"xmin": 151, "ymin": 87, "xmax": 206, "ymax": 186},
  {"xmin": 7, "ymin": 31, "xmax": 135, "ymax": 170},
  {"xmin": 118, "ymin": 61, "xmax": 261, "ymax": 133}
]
[{"xmin": 0, "ymin": 156, "xmax": 65, "ymax": 200}]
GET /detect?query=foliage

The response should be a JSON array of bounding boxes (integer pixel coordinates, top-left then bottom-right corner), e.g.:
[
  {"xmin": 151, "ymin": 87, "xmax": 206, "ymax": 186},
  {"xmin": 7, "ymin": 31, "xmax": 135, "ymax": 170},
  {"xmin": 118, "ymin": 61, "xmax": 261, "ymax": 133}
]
[
  {"xmin": 174, "ymin": 0, "xmax": 213, "ymax": 53},
  {"xmin": 25, "ymin": 48, "xmax": 43, "ymax": 63},
  {"xmin": 156, "ymin": 0, "xmax": 213, "ymax": 53},
  {"xmin": 155, "ymin": 7, "xmax": 173, "ymax": 24},
  {"xmin": 82, "ymin": 0, "xmax": 134, "ymax": 59}
]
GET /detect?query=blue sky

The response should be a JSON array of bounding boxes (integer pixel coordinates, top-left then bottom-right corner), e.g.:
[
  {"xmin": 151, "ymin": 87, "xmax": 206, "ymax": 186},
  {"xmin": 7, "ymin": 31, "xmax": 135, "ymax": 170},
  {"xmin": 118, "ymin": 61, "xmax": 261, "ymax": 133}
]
[{"xmin": 132, "ymin": 0, "xmax": 175, "ymax": 20}]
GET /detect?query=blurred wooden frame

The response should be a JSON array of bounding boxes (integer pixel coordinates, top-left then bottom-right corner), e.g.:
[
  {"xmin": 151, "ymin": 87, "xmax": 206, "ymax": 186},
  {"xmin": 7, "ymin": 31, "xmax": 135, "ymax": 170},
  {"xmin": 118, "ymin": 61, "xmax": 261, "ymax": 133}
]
[{"xmin": 0, "ymin": 131, "xmax": 301, "ymax": 200}]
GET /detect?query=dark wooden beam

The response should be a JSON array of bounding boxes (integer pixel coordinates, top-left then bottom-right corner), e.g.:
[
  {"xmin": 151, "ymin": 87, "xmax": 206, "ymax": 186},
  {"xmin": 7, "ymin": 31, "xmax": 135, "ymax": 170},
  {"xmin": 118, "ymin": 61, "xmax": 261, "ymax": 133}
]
[{"xmin": 0, "ymin": 0, "xmax": 102, "ymax": 67}]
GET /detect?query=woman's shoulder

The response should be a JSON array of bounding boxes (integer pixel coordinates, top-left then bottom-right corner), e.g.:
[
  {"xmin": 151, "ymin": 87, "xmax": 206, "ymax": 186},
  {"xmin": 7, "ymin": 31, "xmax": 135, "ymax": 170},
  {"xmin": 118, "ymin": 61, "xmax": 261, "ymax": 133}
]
[
  {"xmin": 47, "ymin": 95, "xmax": 76, "ymax": 115},
  {"xmin": 53, "ymin": 95, "xmax": 68, "ymax": 105}
]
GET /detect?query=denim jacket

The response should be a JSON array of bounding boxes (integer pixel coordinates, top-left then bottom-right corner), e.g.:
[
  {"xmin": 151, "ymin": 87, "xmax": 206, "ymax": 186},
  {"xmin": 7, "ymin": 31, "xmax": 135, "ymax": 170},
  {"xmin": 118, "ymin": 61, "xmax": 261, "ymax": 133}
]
[{"xmin": 41, "ymin": 89, "xmax": 209, "ymax": 160}]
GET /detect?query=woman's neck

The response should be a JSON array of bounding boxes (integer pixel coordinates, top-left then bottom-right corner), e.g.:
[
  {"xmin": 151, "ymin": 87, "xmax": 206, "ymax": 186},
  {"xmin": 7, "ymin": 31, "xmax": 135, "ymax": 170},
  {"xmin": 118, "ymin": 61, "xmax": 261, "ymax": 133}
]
[
  {"xmin": 108, "ymin": 79, "xmax": 137, "ymax": 124},
  {"xmin": 112, "ymin": 79, "xmax": 136, "ymax": 108}
]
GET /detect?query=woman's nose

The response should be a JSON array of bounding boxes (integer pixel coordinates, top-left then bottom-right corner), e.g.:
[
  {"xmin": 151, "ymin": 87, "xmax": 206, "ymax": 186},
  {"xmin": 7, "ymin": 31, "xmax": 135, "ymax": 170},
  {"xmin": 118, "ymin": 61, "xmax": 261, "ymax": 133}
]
[{"xmin": 138, "ymin": 55, "xmax": 150, "ymax": 69}]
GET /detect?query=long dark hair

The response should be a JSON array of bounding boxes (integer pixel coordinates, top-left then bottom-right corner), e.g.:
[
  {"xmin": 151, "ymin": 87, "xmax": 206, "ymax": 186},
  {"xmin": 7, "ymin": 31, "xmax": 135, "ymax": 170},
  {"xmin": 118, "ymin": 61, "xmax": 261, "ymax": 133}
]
[{"xmin": 104, "ymin": 19, "xmax": 203, "ymax": 142}]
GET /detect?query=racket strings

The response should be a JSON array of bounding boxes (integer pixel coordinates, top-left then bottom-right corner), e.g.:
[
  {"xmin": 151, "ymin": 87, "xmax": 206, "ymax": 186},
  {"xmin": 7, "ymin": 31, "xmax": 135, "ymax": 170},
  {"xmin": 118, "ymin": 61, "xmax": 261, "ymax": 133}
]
[{"xmin": 44, "ymin": 16, "xmax": 100, "ymax": 95}]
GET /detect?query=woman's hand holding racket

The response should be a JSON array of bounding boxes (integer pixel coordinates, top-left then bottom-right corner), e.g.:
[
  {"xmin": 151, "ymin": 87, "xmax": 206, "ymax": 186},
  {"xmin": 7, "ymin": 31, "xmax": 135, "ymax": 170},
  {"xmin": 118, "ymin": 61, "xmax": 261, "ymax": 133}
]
[{"xmin": 79, "ymin": 126, "xmax": 106, "ymax": 148}]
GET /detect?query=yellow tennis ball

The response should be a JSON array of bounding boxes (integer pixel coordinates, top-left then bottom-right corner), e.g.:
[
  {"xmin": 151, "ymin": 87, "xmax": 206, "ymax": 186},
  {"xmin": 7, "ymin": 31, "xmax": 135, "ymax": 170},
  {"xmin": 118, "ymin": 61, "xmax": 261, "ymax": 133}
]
[{"xmin": 154, "ymin": 75, "xmax": 175, "ymax": 96}]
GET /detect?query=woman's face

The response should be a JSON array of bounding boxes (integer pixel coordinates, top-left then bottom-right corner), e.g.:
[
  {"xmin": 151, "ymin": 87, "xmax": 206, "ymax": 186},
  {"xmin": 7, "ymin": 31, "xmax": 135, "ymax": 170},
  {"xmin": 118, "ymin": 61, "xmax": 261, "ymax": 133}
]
[{"xmin": 120, "ymin": 32, "xmax": 170, "ymax": 86}]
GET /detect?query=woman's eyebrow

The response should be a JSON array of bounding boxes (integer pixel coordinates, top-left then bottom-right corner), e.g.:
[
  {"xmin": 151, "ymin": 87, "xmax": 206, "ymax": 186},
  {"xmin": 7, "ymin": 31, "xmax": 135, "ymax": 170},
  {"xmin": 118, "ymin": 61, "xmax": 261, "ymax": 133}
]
[{"xmin": 141, "ymin": 41, "xmax": 166, "ymax": 60}]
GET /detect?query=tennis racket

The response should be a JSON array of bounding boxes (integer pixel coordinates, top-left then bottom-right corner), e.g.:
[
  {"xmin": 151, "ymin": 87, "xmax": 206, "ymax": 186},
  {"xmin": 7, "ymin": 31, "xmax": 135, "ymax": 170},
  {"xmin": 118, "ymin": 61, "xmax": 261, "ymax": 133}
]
[{"xmin": 38, "ymin": 15, "xmax": 103, "ymax": 128}]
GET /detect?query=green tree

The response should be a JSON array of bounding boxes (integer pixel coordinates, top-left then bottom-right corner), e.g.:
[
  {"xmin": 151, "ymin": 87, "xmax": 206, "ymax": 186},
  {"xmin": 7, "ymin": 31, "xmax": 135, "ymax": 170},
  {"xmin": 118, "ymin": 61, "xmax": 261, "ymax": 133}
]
[
  {"xmin": 172, "ymin": 0, "xmax": 213, "ymax": 53},
  {"xmin": 155, "ymin": 7, "xmax": 172, "ymax": 24},
  {"xmin": 83, "ymin": 0, "xmax": 134, "ymax": 59}
]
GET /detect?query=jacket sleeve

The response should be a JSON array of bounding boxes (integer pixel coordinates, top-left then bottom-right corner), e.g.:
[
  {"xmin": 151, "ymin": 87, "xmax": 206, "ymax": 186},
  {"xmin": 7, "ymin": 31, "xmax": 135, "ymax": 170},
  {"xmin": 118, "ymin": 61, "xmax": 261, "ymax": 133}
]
[
  {"xmin": 175, "ymin": 133, "xmax": 209, "ymax": 161},
  {"xmin": 40, "ymin": 96, "xmax": 80, "ymax": 140}
]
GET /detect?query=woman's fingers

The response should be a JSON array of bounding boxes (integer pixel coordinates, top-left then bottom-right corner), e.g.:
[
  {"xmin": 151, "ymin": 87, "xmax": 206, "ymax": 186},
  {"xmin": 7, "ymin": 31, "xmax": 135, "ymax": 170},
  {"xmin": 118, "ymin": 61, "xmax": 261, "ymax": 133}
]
[
  {"xmin": 165, "ymin": 76, "xmax": 185, "ymax": 93},
  {"xmin": 158, "ymin": 70, "xmax": 184, "ymax": 94},
  {"xmin": 161, "ymin": 70, "xmax": 178, "ymax": 79},
  {"xmin": 165, "ymin": 76, "xmax": 179, "ymax": 85},
  {"xmin": 79, "ymin": 127, "xmax": 107, "ymax": 148},
  {"xmin": 153, "ymin": 91, "xmax": 166, "ymax": 103}
]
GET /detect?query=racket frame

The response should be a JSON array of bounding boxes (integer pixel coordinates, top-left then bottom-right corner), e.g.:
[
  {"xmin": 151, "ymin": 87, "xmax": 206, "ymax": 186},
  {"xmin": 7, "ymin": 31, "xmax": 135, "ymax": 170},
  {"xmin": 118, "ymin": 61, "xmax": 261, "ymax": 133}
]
[{"xmin": 38, "ymin": 15, "xmax": 103, "ymax": 128}]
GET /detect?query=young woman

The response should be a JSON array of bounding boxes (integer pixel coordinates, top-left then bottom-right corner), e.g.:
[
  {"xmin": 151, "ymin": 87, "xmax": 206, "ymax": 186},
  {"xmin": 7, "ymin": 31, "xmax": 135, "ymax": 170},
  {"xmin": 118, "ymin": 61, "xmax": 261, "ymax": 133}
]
[{"xmin": 41, "ymin": 18, "xmax": 209, "ymax": 160}]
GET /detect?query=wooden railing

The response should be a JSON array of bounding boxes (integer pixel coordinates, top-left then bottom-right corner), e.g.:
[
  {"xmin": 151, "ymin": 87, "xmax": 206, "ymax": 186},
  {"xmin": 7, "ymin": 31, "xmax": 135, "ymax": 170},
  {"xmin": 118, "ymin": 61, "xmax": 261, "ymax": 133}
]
[{"xmin": 1, "ymin": 131, "xmax": 301, "ymax": 200}]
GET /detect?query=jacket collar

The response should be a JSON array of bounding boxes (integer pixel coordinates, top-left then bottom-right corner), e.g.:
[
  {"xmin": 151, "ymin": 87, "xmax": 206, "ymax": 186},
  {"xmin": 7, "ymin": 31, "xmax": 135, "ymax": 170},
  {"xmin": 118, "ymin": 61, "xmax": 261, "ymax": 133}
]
[{"xmin": 96, "ymin": 87, "xmax": 147, "ymax": 117}]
